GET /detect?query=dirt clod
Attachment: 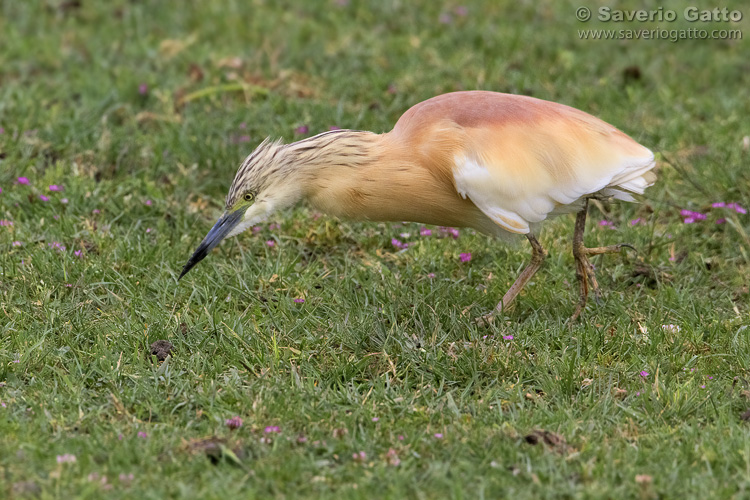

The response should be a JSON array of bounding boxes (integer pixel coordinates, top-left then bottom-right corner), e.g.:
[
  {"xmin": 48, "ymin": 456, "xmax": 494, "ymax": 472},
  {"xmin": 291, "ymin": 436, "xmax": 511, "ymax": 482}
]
[
  {"xmin": 524, "ymin": 429, "xmax": 568, "ymax": 451},
  {"xmin": 741, "ymin": 409, "xmax": 750, "ymax": 421},
  {"xmin": 149, "ymin": 340, "xmax": 174, "ymax": 361}
]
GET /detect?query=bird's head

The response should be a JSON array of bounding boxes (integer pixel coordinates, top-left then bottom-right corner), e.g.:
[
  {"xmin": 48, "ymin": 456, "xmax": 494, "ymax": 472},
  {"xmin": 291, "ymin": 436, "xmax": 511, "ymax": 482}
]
[{"xmin": 178, "ymin": 138, "xmax": 305, "ymax": 279}]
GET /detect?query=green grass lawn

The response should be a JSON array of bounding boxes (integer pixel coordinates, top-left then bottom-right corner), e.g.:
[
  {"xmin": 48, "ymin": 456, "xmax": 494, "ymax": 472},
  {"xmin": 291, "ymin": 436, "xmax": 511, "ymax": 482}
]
[{"xmin": 1, "ymin": 1, "xmax": 749, "ymax": 498}]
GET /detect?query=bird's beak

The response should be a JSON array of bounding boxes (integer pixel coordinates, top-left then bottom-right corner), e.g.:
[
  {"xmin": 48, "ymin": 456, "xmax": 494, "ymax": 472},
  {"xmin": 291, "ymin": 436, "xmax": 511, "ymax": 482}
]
[{"xmin": 178, "ymin": 208, "xmax": 245, "ymax": 280}]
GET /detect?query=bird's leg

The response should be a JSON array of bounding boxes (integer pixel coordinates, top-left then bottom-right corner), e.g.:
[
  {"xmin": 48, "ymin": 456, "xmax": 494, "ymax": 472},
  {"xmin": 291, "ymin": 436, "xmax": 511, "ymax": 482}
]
[
  {"xmin": 478, "ymin": 234, "xmax": 547, "ymax": 325},
  {"xmin": 570, "ymin": 198, "xmax": 635, "ymax": 322}
]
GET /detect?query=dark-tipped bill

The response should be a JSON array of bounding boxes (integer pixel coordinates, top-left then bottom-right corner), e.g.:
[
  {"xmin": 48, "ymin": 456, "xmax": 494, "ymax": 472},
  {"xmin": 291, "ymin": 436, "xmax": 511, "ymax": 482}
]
[{"xmin": 178, "ymin": 209, "xmax": 245, "ymax": 280}]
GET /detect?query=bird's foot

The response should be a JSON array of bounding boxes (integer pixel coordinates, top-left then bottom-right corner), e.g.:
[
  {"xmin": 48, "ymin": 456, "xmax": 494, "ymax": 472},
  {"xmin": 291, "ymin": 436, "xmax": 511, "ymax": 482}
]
[{"xmin": 569, "ymin": 242, "xmax": 636, "ymax": 323}]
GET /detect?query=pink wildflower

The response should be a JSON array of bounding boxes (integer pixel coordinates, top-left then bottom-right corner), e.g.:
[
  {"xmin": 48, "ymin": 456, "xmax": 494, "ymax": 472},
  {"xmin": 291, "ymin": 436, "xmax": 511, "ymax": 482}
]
[
  {"xmin": 56, "ymin": 454, "xmax": 77, "ymax": 464},
  {"xmin": 12, "ymin": 241, "xmax": 22, "ymax": 246},
  {"xmin": 502, "ymin": 335, "xmax": 514, "ymax": 340},
  {"xmin": 61, "ymin": 198, "xmax": 69, "ymax": 204},
  {"xmin": 264, "ymin": 425, "xmax": 280, "ymax": 434},
  {"xmin": 293, "ymin": 298, "xmax": 305, "ymax": 304},
  {"xmin": 352, "ymin": 451, "xmax": 367, "ymax": 462},
  {"xmin": 427, "ymin": 272, "xmax": 436, "ymax": 278},
  {"xmin": 225, "ymin": 416, "xmax": 243, "ymax": 429},
  {"xmin": 138, "ymin": 83, "xmax": 148, "ymax": 95},
  {"xmin": 599, "ymin": 220, "xmax": 614, "ymax": 227},
  {"xmin": 434, "ymin": 433, "xmax": 444, "ymax": 439},
  {"xmin": 0, "ymin": 220, "xmax": 13, "ymax": 227},
  {"xmin": 385, "ymin": 448, "xmax": 401, "ymax": 466},
  {"xmin": 294, "ymin": 125, "xmax": 309, "ymax": 134},
  {"xmin": 266, "ymin": 240, "xmax": 275, "ymax": 247},
  {"xmin": 137, "ymin": 431, "xmax": 148, "ymax": 439},
  {"xmin": 49, "ymin": 185, "xmax": 63, "ymax": 192},
  {"xmin": 459, "ymin": 252, "xmax": 471, "ymax": 262},
  {"xmin": 640, "ymin": 371, "xmax": 649, "ymax": 378},
  {"xmin": 420, "ymin": 227, "xmax": 432, "ymax": 236},
  {"xmin": 716, "ymin": 218, "xmax": 726, "ymax": 224},
  {"xmin": 39, "ymin": 195, "xmax": 49, "ymax": 202},
  {"xmin": 371, "ymin": 417, "xmax": 379, "ymax": 422},
  {"xmin": 391, "ymin": 238, "xmax": 408, "ymax": 249},
  {"xmin": 144, "ymin": 200, "xmax": 152, "ymax": 206},
  {"xmin": 630, "ymin": 218, "xmax": 642, "ymax": 226},
  {"xmin": 17, "ymin": 177, "xmax": 30, "ymax": 185}
]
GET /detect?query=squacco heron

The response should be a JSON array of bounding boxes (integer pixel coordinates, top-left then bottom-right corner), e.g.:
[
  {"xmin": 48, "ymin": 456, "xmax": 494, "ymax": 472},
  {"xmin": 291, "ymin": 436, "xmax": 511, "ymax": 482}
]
[{"xmin": 179, "ymin": 91, "xmax": 655, "ymax": 321}]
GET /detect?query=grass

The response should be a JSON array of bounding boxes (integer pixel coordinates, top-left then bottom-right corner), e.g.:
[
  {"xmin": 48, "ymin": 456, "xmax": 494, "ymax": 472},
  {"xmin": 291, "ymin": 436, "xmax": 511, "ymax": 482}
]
[{"xmin": 1, "ymin": 0, "xmax": 749, "ymax": 498}]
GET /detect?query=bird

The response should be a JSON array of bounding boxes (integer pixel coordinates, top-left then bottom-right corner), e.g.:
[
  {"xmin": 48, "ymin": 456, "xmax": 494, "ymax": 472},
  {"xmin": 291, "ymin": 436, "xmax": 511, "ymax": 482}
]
[{"xmin": 179, "ymin": 91, "xmax": 655, "ymax": 321}]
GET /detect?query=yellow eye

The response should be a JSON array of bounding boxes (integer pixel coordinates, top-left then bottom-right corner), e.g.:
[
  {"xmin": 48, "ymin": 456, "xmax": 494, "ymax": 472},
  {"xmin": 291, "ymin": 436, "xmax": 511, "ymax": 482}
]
[{"xmin": 243, "ymin": 193, "xmax": 254, "ymax": 202}]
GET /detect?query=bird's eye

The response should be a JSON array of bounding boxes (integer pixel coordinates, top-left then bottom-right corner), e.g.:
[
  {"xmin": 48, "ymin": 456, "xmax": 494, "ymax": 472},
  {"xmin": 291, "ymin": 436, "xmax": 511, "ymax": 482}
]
[{"xmin": 243, "ymin": 193, "xmax": 254, "ymax": 202}]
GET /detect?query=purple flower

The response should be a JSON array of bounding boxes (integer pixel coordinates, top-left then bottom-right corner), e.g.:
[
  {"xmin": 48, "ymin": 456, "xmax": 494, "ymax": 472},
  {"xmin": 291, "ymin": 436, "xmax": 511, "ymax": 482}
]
[
  {"xmin": 352, "ymin": 451, "xmax": 367, "ymax": 462},
  {"xmin": 599, "ymin": 220, "xmax": 614, "ymax": 227},
  {"xmin": 239, "ymin": 122, "xmax": 247, "ymax": 129},
  {"xmin": 391, "ymin": 238, "xmax": 408, "ymax": 250},
  {"xmin": 427, "ymin": 272, "xmax": 436, "ymax": 278},
  {"xmin": 61, "ymin": 198, "xmax": 68, "ymax": 204},
  {"xmin": 137, "ymin": 431, "xmax": 148, "ymax": 439},
  {"xmin": 56, "ymin": 454, "xmax": 77, "ymax": 464},
  {"xmin": 399, "ymin": 232, "xmax": 410, "ymax": 238},
  {"xmin": 225, "ymin": 416, "xmax": 243, "ymax": 429},
  {"xmin": 420, "ymin": 227, "xmax": 432, "ymax": 236},
  {"xmin": 119, "ymin": 473, "xmax": 134, "ymax": 483},
  {"xmin": 146, "ymin": 228, "xmax": 152, "ymax": 233},
  {"xmin": 371, "ymin": 417, "xmax": 379, "ymax": 422},
  {"xmin": 17, "ymin": 177, "xmax": 30, "ymax": 185},
  {"xmin": 48, "ymin": 242, "xmax": 66, "ymax": 252},
  {"xmin": 502, "ymin": 335, "xmax": 514, "ymax": 340},
  {"xmin": 716, "ymin": 218, "xmax": 726, "ymax": 224},
  {"xmin": 0, "ymin": 220, "xmax": 13, "ymax": 227},
  {"xmin": 266, "ymin": 240, "xmax": 275, "ymax": 247},
  {"xmin": 680, "ymin": 209, "xmax": 706, "ymax": 223},
  {"xmin": 433, "ymin": 433, "xmax": 444, "ymax": 439},
  {"xmin": 92, "ymin": 209, "xmax": 100, "ymax": 214},
  {"xmin": 39, "ymin": 194, "xmax": 50, "ymax": 202},
  {"xmin": 640, "ymin": 371, "xmax": 649, "ymax": 378},
  {"xmin": 294, "ymin": 125, "xmax": 309, "ymax": 135},
  {"xmin": 74, "ymin": 250, "xmax": 83, "ymax": 258},
  {"xmin": 329, "ymin": 126, "xmax": 341, "ymax": 131},
  {"xmin": 712, "ymin": 202, "xmax": 726, "ymax": 208},
  {"xmin": 269, "ymin": 223, "xmax": 280, "ymax": 230},
  {"xmin": 459, "ymin": 252, "xmax": 472, "ymax": 262},
  {"xmin": 12, "ymin": 241, "xmax": 22, "ymax": 246},
  {"xmin": 630, "ymin": 218, "xmax": 642, "ymax": 226},
  {"xmin": 0, "ymin": 187, "xmax": 2, "ymax": 194},
  {"xmin": 138, "ymin": 83, "xmax": 148, "ymax": 95},
  {"xmin": 293, "ymin": 298, "xmax": 305, "ymax": 304},
  {"xmin": 454, "ymin": 5, "xmax": 468, "ymax": 16},
  {"xmin": 252, "ymin": 226, "xmax": 262, "ymax": 233},
  {"xmin": 144, "ymin": 200, "xmax": 152, "ymax": 206},
  {"xmin": 700, "ymin": 384, "xmax": 706, "ymax": 389},
  {"xmin": 49, "ymin": 185, "xmax": 63, "ymax": 192},
  {"xmin": 727, "ymin": 202, "xmax": 747, "ymax": 214},
  {"xmin": 264, "ymin": 425, "xmax": 280, "ymax": 434},
  {"xmin": 398, "ymin": 435, "xmax": 405, "ymax": 441}
]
